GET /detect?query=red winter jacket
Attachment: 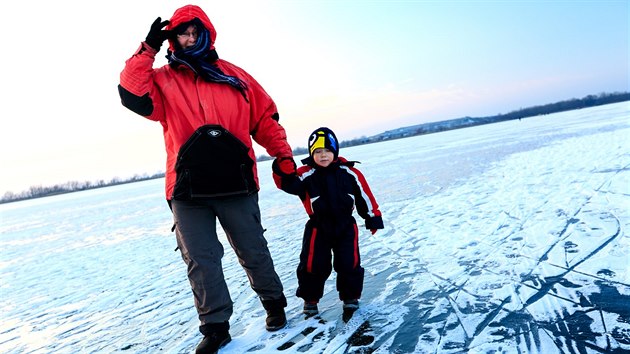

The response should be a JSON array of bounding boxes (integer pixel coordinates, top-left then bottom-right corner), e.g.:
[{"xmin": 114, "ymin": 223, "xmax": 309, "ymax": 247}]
[{"xmin": 119, "ymin": 5, "xmax": 292, "ymax": 200}]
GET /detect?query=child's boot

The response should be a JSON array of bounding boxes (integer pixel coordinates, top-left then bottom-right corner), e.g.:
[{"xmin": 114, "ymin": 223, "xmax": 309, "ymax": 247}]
[{"xmin": 342, "ymin": 299, "xmax": 359, "ymax": 322}]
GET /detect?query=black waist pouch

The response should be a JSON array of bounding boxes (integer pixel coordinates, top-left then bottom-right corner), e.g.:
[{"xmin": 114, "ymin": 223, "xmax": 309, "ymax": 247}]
[{"xmin": 172, "ymin": 125, "xmax": 256, "ymax": 200}]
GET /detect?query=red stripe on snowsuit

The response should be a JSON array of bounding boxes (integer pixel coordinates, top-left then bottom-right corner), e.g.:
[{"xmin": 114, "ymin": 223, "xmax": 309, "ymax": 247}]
[
  {"xmin": 307, "ymin": 227, "xmax": 317, "ymax": 273},
  {"xmin": 302, "ymin": 191, "xmax": 314, "ymax": 215},
  {"xmin": 296, "ymin": 167, "xmax": 317, "ymax": 216},
  {"xmin": 340, "ymin": 165, "xmax": 382, "ymax": 218},
  {"xmin": 353, "ymin": 223, "xmax": 359, "ymax": 268}
]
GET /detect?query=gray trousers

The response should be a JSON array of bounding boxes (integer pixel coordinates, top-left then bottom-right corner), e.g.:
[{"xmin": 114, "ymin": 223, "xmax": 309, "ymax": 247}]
[{"xmin": 171, "ymin": 194, "xmax": 284, "ymax": 325}]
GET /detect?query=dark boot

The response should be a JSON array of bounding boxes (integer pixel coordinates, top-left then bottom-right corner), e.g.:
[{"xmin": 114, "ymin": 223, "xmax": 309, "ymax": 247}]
[
  {"xmin": 261, "ymin": 295, "xmax": 287, "ymax": 331},
  {"xmin": 196, "ymin": 322, "xmax": 231, "ymax": 354},
  {"xmin": 303, "ymin": 301, "xmax": 319, "ymax": 316},
  {"xmin": 342, "ymin": 299, "xmax": 359, "ymax": 323}
]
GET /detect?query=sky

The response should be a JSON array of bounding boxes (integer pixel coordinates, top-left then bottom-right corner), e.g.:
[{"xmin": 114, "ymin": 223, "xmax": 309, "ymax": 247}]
[
  {"xmin": 0, "ymin": 0, "xmax": 627, "ymax": 195},
  {"xmin": 1, "ymin": 103, "xmax": 628, "ymax": 352}
]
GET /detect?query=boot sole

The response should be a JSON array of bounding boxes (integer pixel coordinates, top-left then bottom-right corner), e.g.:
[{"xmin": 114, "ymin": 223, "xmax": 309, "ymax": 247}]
[{"xmin": 266, "ymin": 321, "xmax": 287, "ymax": 332}]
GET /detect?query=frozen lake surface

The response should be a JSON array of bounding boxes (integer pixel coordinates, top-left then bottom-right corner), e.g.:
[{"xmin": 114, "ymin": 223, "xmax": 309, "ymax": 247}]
[{"xmin": 1, "ymin": 102, "xmax": 629, "ymax": 353}]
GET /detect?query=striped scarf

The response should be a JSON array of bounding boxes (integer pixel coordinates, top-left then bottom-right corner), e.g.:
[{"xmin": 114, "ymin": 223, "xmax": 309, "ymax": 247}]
[{"xmin": 167, "ymin": 26, "xmax": 248, "ymax": 100}]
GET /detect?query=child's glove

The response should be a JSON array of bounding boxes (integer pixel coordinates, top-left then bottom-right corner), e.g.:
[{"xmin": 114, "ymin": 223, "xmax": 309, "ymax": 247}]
[
  {"xmin": 272, "ymin": 157, "xmax": 297, "ymax": 190},
  {"xmin": 365, "ymin": 216, "xmax": 384, "ymax": 234}
]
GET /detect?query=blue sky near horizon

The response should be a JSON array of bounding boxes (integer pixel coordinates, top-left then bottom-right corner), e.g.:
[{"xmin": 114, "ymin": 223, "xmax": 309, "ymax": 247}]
[{"xmin": 0, "ymin": 0, "xmax": 627, "ymax": 195}]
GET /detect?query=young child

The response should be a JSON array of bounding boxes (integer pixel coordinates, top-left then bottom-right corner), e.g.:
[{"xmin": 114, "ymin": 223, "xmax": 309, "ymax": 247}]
[{"xmin": 272, "ymin": 127, "xmax": 384, "ymax": 317}]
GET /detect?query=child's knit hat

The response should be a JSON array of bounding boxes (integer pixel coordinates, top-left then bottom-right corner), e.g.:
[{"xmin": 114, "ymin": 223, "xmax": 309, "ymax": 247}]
[{"xmin": 308, "ymin": 127, "xmax": 339, "ymax": 159}]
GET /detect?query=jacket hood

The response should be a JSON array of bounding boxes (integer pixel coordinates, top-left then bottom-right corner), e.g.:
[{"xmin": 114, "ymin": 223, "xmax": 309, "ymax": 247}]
[{"xmin": 166, "ymin": 4, "xmax": 216, "ymax": 52}]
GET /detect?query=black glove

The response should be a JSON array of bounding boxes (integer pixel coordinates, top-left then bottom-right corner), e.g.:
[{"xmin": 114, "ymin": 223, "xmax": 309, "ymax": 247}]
[
  {"xmin": 145, "ymin": 17, "xmax": 171, "ymax": 51},
  {"xmin": 365, "ymin": 216, "xmax": 384, "ymax": 230}
]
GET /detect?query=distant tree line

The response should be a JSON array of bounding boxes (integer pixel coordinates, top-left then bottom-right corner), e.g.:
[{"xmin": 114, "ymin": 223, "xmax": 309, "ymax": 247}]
[
  {"xmin": 2, "ymin": 91, "xmax": 627, "ymax": 204},
  {"xmin": 1, "ymin": 173, "xmax": 165, "ymax": 204},
  {"xmin": 351, "ymin": 91, "xmax": 630, "ymax": 143},
  {"xmin": 492, "ymin": 91, "xmax": 629, "ymax": 121},
  {"xmin": 256, "ymin": 147, "xmax": 309, "ymax": 162},
  {"xmin": 266, "ymin": 91, "xmax": 630, "ymax": 151}
]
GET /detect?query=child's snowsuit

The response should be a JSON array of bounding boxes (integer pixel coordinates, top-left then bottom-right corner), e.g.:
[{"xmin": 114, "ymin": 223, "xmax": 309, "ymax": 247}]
[{"xmin": 273, "ymin": 156, "xmax": 384, "ymax": 302}]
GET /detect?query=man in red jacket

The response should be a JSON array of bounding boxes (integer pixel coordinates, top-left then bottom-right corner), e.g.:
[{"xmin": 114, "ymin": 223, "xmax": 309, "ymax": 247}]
[{"xmin": 118, "ymin": 5, "xmax": 297, "ymax": 353}]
